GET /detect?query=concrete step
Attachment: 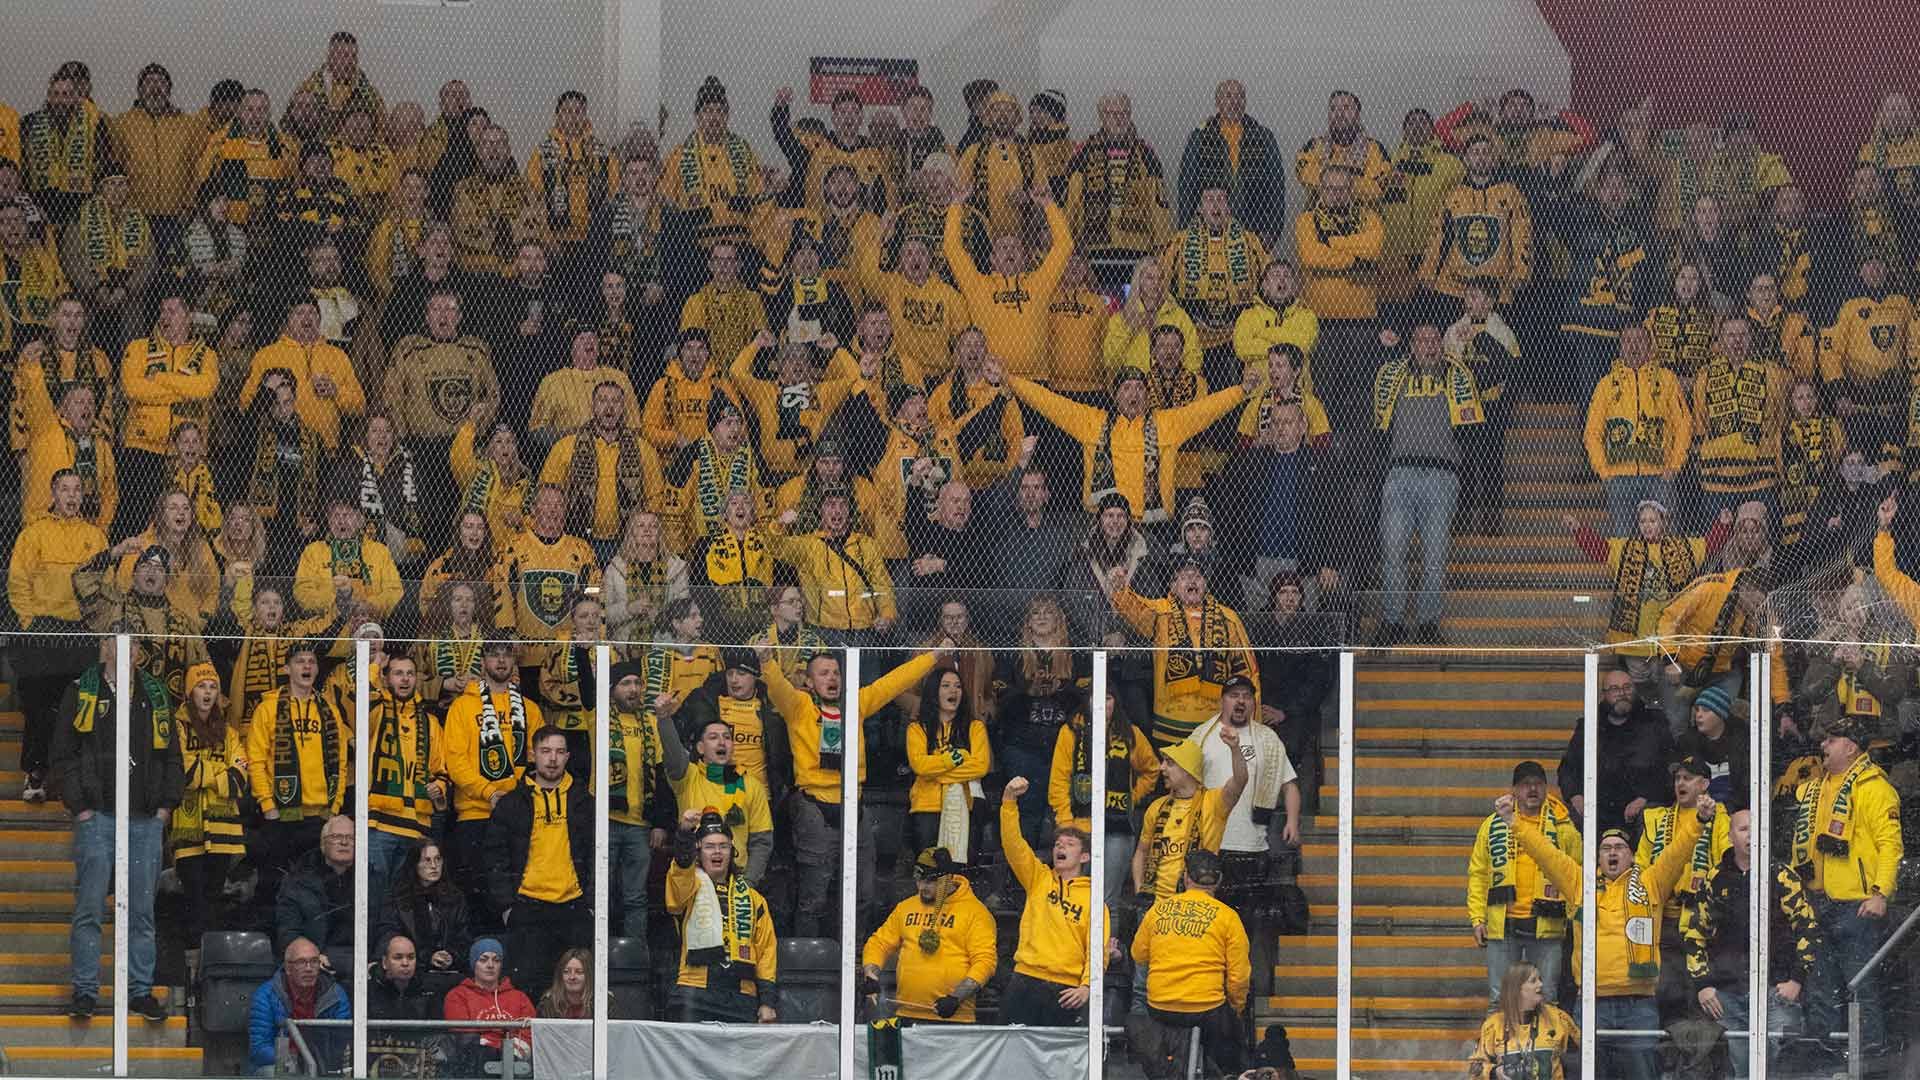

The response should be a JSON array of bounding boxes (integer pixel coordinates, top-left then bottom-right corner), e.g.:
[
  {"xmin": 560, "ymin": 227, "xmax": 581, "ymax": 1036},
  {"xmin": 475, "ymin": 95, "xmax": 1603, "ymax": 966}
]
[
  {"xmin": 0, "ymin": 986, "xmax": 170, "ymax": 1011},
  {"xmin": 1296, "ymin": 841, "xmax": 1471, "ymax": 880},
  {"xmin": 1276, "ymin": 955, "xmax": 1484, "ymax": 997},
  {"xmin": 0, "ymin": 891, "xmax": 81, "ymax": 916},
  {"xmin": 1314, "ymin": 782, "xmax": 1506, "ymax": 818},
  {"xmin": 1452, "ymin": 534, "xmax": 1592, "ymax": 563},
  {"xmin": 1346, "ymin": 755, "xmax": 1548, "ymax": 793},
  {"xmin": 1296, "ymin": 871, "xmax": 1464, "ymax": 907},
  {"xmin": 1501, "ymin": 481, "xmax": 1610, "ymax": 508},
  {"xmin": 1444, "ymin": 562, "xmax": 1609, "ymax": 590},
  {"xmin": 1353, "ymin": 696, "xmax": 1580, "ymax": 731},
  {"xmin": 1354, "ymin": 726, "xmax": 1573, "ymax": 753},
  {"xmin": 0, "ymin": 1046, "xmax": 201, "ymax": 1077},
  {"xmin": 0, "ymin": 1014, "xmax": 187, "ymax": 1047},
  {"xmin": 1288, "ymin": 1026, "xmax": 1480, "ymax": 1077},
  {"xmin": 1355, "ymin": 667, "xmax": 1583, "ymax": 703},
  {"xmin": 2, "ymin": 953, "xmax": 117, "ymax": 984},
  {"xmin": 1263, "ymin": 994, "xmax": 1487, "ymax": 1022},
  {"xmin": 0, "ymin": 861, "xmax": 89, "ymax": 891}
]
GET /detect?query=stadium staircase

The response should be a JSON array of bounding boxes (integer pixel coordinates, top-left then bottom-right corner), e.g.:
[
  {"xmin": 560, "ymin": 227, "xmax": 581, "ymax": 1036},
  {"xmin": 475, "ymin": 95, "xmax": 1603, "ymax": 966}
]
[
  {"xmin": 0, "ymin": 689, "xmax": 199, "ymax": 1077},
  {"xmin": 1264, "ymin": 401, "xmax": 1601, "ymax": 1078}
]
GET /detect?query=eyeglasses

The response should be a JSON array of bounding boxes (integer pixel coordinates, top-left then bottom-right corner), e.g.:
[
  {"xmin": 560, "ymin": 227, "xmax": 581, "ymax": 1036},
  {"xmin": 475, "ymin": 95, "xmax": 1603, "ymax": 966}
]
[
  {"xmin": 287, "ymin": 957, "xmax": 322, "ymax": 968},
  {"xmin": 323, "ymin": 834, "xmax": 354, "ymax": 844},
  {"xmin": 1601, "ymin": 685, "xmax": 1635, "ymax": 696}
]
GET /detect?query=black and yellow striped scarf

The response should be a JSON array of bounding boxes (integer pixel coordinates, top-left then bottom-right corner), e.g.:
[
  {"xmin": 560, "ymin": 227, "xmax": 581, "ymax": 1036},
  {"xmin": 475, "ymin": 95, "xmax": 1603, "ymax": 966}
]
[
  {"xmin": 1091, "ymin": 409, "xmax": 1158, "ymax": 513},
  {"xmin": 78, "ymin": 198, "xmax": 151, "ymax": 277},
  {"xmin": 1176, "ymin": 222, "xmax": 1255, "ymax": 304},
  {"xmin": 270, "ymin": 691, "xmax": 342, "ymax": 811},
  {"xmin": 693, "ymin": 439, "xmax": 754, "ymax": 539},
  {"xmin": 608, "ymin": 708, "xmax": 659, "ymax": 816},
  {"xmin": 22, "ymin": 108, "xmax": 98, "ymax": 193},
  {"xmin": 1607, "ymin": 536, "xmax": 1699, "ymax": 637},
  {"xmin": 431, "ymin": 634, "xmax": 482, "ymax": 687},
  {"xmin": 676, "ymin": 132, "xmax": 753, "ymax": 204},
  {"xmin": 1648, "ymin": 804, "xmax": 1717, "ymax": 897},
  {"xmin": 565, "ymin": 423, "xmax": 651, "ymax": 537}
]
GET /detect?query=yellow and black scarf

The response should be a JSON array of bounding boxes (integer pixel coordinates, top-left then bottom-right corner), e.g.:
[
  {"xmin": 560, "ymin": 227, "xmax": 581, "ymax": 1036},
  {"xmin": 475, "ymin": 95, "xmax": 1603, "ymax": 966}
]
[
  {"xmin": 431, "ymin": 633, "xmax": 482, "ymax": 687},
  {"xmin": 269, "ymin": 691, "xmax": 342, "ymax": 811},
  {"xmin": 607, "ymin": 708, "xmax": 659, "ymax": 816},
  {"xmin": 565, "ymin": 424, "xmax": 651, "ymax": 537},
  {"xmin": 1793, "ymin": 754, "xmax": 1884, "ymax": 866},
  {"xmin": 1699, "ymin": 358, "xmax": 1772, "ymax": 446},
  {"xmin": 1486, "ymin": 805, "xmax": 1566, "ymax": 914},
  {"xmin": 676, "ymin": 132, "xmax": 754, "ymax": 206},
  {"xmin": 1372, "ymin": 358, "xmax": 1482, "ymax": 430},
  {"xmin": 1646, "ymin": 303, "xmax": 1715, "ymax": 378},
  {"xmin": 475, "ymin": 684, "xmax": 528, "ymax": 783},
  {"xmin": 693, "ymin": 438, "xmax": 754, "ymax": 539},
  {"xmin": 1174, "ymin": 223, "xmax": 1257, "ymax": 336},
  {"xmin": 1072, "ymin": 133, "xmax": 1153, "ymax": 248},
  {"xmin": 370, "ymin": 694, "xmax": 432, "ymax": 805},
  {"xmin": 684, "ymin": 865, "xmax": 758, "ymax": 968},
  {"xmin": 22, "ymin": 107, "xmax": 98, "ymax": 193},
  {"xmin": 1161, "ymin": 596, "xmax": 1248, "ymax": 687},
  {"xmin": 1607, "ymin": 536, "xmax": 1699, "ymax": 637},
  {"xmin": 1068, "ymin": 714, "xmax": 1135, "ymax": 823},
  {"xmin": 1648, "ymin": 805, "xmax": 1717, "ymax": 898},
  {"xmin": 78, "ymin": 198, "xmax": 151, "ymax": 278},
  {"xmin": 247, "ymin": 416, "xmax": 322, "ymax": 523}
]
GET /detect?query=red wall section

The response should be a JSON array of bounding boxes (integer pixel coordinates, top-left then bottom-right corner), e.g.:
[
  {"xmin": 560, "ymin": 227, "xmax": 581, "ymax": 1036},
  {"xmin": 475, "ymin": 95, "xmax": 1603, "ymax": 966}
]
[{"xmin": 1536, "ymin": 0, "xmax": 1920, "ymax": 206}]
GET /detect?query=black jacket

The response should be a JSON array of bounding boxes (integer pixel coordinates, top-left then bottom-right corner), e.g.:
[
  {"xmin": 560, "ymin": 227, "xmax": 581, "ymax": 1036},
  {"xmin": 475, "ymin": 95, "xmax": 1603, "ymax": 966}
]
[
  {"xmin": 1685, "ymin": 848, "xmax": 1820, "ymax": 990},
  {"xmin": 276, "ymin": 847, "xmax": 355, "ymax": 958},
  {"xmin": 373, "ymin": 880, "xmax": 472, "ymax": 974},
  {"xmin": 1675, "ymin": 726, "xmax": 1752, "ymax": 812},
  {"xmin": 485, "ymin": 775, "xmax": 595, "ymax": 916},
  {"xmin": 1557, "ymin": 702, "xmax": 1673, "ymax": 834},
  {"xmin": 1209, "ymin": 444, "xmax": 1343, "ymax": 584},
  {"xmin": 674, "ymin": 671, "xmax": 791, "ymax": 802},
  {"xmin": 1178, "ymin": 114, "xmax": 1285, "ymax": 236},
  {"xmin": 50, "ymin": 665, "xmax": 183, "ymax": 817},
  {"xmin": 366, "ymin": 966, "xmax": 438, "ymax": 1021}
]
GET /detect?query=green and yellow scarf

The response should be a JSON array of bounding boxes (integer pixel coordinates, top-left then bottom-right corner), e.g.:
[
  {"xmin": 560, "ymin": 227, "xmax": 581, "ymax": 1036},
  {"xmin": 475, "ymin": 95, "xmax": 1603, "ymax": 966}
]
[
  {"xmin": 1486, "ymin": 805, "xmax": 1566, "ymax": 916},
  {"xmin": 475, "ymin": 684, "xmax": 528, "ymax": 783},
  {"xmin": 270, "ymin": 691, "xmax": 342, "ymax": 812},
  {"xmin": 72, "ymin": 666, "xmax": 173, "ymax": 748},
  {"xmin": 1794, "ymin": 755, "xmax": 1884, "ymax": 867}
]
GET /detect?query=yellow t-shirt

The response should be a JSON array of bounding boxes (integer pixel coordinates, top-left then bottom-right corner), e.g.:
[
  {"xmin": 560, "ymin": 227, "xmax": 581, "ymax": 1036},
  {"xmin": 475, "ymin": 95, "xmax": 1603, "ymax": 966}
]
[
  {"xmin": 719, "ymin": 695, "xmax": 768, "ymax": 789},
  {"xmin": 1139, "ymin": 788, "xmax": 1231, "ymax": 899}
]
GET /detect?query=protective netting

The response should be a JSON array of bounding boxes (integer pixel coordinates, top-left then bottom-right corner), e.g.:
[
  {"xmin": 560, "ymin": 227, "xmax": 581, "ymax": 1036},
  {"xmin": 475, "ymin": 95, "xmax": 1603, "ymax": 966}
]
[{"xmin": 4, "ymin": 2, "xmax": 1920, "ymax": 1078}]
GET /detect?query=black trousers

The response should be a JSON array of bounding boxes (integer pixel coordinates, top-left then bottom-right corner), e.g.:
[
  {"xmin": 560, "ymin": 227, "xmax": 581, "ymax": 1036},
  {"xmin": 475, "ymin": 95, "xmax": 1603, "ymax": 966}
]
[
  {"xmin": 1146, "ymin": 1002, "xmax": 1247, "ymax": 1076},
  {"xmin": 506, "ymin": 896, "xmax": 587, "ymax": 1002},
  {"xmin": 1218, "ymin": 851, "xmax": 1275, "ymax": 1001},
  {"xmin": 1000, "ymin": 971, "xmax": 1085, "ymax": 1027},
  {"xmin": 255, "ymin": 817, "xmax": 322, "ymax": 913},
  {"xmin": 447, "ymin": 818, "xmax": 498, "ymax": 933}
]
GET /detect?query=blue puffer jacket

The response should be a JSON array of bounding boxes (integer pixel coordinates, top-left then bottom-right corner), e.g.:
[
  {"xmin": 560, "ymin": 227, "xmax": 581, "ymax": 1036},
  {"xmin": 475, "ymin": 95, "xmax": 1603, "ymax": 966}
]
[{"xmin": 249, "ymin": 968, "xmax": 351, "ymax": 1070}]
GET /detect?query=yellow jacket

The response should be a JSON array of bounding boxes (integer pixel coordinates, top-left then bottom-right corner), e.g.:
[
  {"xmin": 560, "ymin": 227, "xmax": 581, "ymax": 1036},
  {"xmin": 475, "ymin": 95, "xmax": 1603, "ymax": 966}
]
[
  {"xmin": 1418, "ymin": 179, "xmax": 1534, "ymax": 303},
  {"xmin": 640, "ymin": 358, "xmax": 737, "ymax": 453},
  {"xmin": 1820, "ymin": 292, "xmax": 1914, "ymax": 387},
  {"xmin": 1468, "ymin": 1006, "xmax": 1577, "ymax": 1080},
  {"xmin": 861, "ymin": 876, "xmax": 997, "ymax": 1021},
  {"xmin": 1467, "ymin": 808, "xmax": 1582, "ymax": 941},
  {"xmin": 536, "ymin": 429, "xmax": 665, "ymax": 543},
  {"xmin": 763, "ymin": 651, "xmax": 934, "ymax": 804},
  {"xmin": 1007, "ymin": 376, "xmax": 1246, "ymax": 521},
  {"xmin": 924, "ymin": 374, "xmax": 1023, "ymax": 489},
  {"xmin": 7, "ymin": 513, "xmax": 106, "ymax": 623},
  {"xmin": 443, "ymin": 683, "xmax": 544, "ymax": 822},
  {"xmin": 499, "ymin": 530, "xmax": 600, "ymax": 654},
  {"xmin": 945, "ymin": 202, "xmax": 1071, "ymax": 380},
  {"xmin": 1001, "ymin": 799, "xmax": 1106, "ymax": 987},
  {"xmin": 1797, "ymin": 759, "xmax": 1902, "ymax": 901},
  {"xmin": 1112, "ymin": 589, "xmax": 1258, "ymax": 746},
  {"xmin": 1232, "ymin": 298, "xmax": 1321, "ymax": 379},
  {"xmin": 448, "ymin": 171, "xmax": 539, "ymax": 274},
  {"xmin": 868, "ymin": 272, "xmax": 970, "ymax": 382},
  {"xmin": 1130, "ymin": 888, "xmax": 1250, "ymax": 1013},
  {"xmin": 240, "ymin": 336, "xmax": 365, "ymax": 449},
  {"xmin": 1048, "ymin": 718, "xmax": 1161, "ymax": 832},
  {"xmin": 245, "ymin": 689, "xmax": 349, "ymax": 819},
  {"xmin": 293, "ymin": 537, "xmax": 404, "ymax": 619},
  {"xmin": 1380, "ymin": 140, "xmax": 1465, "ymax": 290},
  {"xmin": 1293, "ymin": 207, "xmax": 1383, "ymax": 320},
  {"xmin": 1102, "ymin": 297, "xmax": 1202, "ymax": 375},
  {"xmin": 1583, "ymin": 362, "xmax": 1693, "ymax": 479},
  {"xmin": 1296, "ymin": 135, "xmax": 1392, "ymax": 203},
  {"xmin": 449, "ymin": 420, "xmax": 533, "ymax": 543},
  {"xmin": 1655, "ymin": 569, "xmax": 1790, "ymax": 704},
  {"xmin": 664, "ymin": 862, "xmax": 777, "ymax": 995},
  {"xmin": 1519, "ymin": 807, "xmax": 1699, "ymax": 996},
  {"xmin": 1747, "ymin": 305, "xmax": 1815, "ymax": 380},
  {"xmin": 763, "ymin": 529, "xmax": 895, "ymax": 631},
  {"xmin": 120, "ymin": 336, "xmax": 218, "ymax": 455},
  {"xmin": 525, "ymin": 129, "xmax": 618, "ymax": 245},
  {"xmin": 1874, "ymin": 532, "xmax": 1920, "ymax": 644},
  {"xmin": 904, "ymin": 716, "xmax": 991, "ymax": 814},
  {"xmin": 1047, "ymin": 287, "xmax": 1111, "ymax": 393},
  {"xmin": 195, "ymin": 127, "xmax": 293, "ymax": 225},
  {"xmin": 23, "ymin": 422, "xmax": 116, "ymax": 530},
  {"xmin": 112, "ymin": 105, "xmax": 205, "ymax": 216}
]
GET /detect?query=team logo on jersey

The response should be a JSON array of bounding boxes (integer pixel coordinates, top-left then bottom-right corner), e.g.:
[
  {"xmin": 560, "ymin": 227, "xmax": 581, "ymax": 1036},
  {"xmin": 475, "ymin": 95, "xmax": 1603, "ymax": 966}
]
[
  {"xmin": 1458, "ymin": 215, "xmax": 1503, "ymax": 267},
  {"xmin": 522, "ymin": 569, "xmax": 578, "ymax": 627},
  {"xmin": 428, "ymin": 374, "xmax": 474, "ymax": 424},
  {"xmin": 1873, "ymin": 324, "xmax": 1897, "ymax": 351}
]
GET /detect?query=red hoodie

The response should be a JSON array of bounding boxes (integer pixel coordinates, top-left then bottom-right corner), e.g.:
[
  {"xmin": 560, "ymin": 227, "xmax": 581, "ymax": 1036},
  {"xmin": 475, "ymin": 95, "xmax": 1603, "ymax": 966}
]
[{"xmin": 442, "ymin": 976, "xmax": 535, "ymax": 1049}]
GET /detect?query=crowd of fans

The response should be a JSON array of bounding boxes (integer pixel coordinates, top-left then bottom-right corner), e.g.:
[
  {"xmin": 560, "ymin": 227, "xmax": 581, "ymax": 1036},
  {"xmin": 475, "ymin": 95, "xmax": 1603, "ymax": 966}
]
[{"xmin": 4, "ymin": 26, "xmax": 1920, "ymax": 1079}]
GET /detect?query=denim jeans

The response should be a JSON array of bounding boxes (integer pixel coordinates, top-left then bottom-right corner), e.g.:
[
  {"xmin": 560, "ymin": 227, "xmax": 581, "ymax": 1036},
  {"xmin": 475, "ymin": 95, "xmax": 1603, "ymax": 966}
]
[
  {"xmin": 1604, "ymin": 476, "xmax": 1676, "ymax": 537},
  {"xmin": 72, "ymin": 812, "xmax": 162, "ymax": 998},
  {"xmin": 1485, "ymin": 929, "xmax": 1564, "ymax": 1006},
  {"xmin": 1809, "ymin": 894, "xmax": 1889, "ymax": 1050},
  {"xmin": 1593, "ymin": 993, "xmax": 1659, "ymax": 1080},
  {"xmin": 1716, "ymin": 986, "xmax": 1751, "ymax": 1078},
  {"xmin": 608, "ymin": 822, "xmax": 654, "ymax": 940},
  {"xmin": 1378, "ymin": 465, "xmax": 1459, "ymax": 625}
]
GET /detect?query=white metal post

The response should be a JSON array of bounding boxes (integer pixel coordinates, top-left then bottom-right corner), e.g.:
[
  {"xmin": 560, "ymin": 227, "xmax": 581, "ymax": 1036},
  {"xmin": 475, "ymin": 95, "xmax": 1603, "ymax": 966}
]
[
  {"xmin": 1336, "ymin": 651, "xmax": 1354, "ymax": 1079},
  {"xmin": 593, "ymin": 645, "xmax": 611, "ymax": 1080},
  {"xmin": 1750, "ymin": 650, "xmax": 1771, "ymax": 1079},
  {"xmin": 352, "ymin": 638, "xmax": 371, "ymax": 1077},
  {"xmin": 838, "ymin": 648, "xmax": 863, "ymax": 1080},
  {"xmin": 1581, "ymin": 653, "xmax": 1599, "ymax": 1080},
  {"xmin": 113, "ymin": 633, "xmax": 130, "ymax": 1077},
  {"xmin": 1087, "ymin": 651, "xmax": 1109, "ymax": 1077}
]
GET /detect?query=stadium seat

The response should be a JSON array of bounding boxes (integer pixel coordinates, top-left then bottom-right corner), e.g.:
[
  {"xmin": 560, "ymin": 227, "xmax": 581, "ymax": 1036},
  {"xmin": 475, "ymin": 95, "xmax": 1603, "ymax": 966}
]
[
  {"xmin": 776, "ymin": 937, "xmax": 841, "ymax": 1023},
  {"xmin": 606, "ymin": 936, "xmax": 653, "ymax": 1020},
  {"xmin": 198, "ymin": 930, "xmax": 276, "ymax": 1034}
]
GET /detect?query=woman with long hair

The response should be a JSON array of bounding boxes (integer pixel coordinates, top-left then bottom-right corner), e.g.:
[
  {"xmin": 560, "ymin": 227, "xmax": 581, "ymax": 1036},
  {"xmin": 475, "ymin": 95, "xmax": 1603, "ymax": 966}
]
[
  {"xmin": 905, "ymin": 666, "xmax": 991, "ymax": 858},
  {"xmin": 602, "ymin": 509, "xmax": 688, "ymax": 645},
  {"xmin": 170, "ymin": 663, "xmax": 246, "ymax": 960},
  {"xmin": 537, "ymin": 949, "xmax": 595, "ymax": 1019},
  {"xmin": 373, "ymin": 841, "xmax": 472, "ymax": 995},
  {"xmin": 450, "ymin": 411, "xmax": 534, "ymax": 543},
  {"xmin": 1468, "ymin": 961, "xmax": 1577, "ymax": 1080},
  {"xmin": 990, "ymin": 594, "xmax": 1089, "ymax": 848},
  {"xmin": 115, "ymin": 488, "xmax": 221, "ymax": 627},
  {"xmin": 416, "ymin": 580, "xmax": 489, "ymax": 707},
  {"xmin": 420, "ymin": 510, "xmax": 505, "ymax": 618},
  {"xmin": 1641, "ymin": 261, "xmax": 1720, "ymax": 382}
]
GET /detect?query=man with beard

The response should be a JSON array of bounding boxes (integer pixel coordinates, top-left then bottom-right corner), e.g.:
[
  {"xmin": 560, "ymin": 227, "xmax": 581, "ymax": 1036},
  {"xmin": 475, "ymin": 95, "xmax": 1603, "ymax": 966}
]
[
  {"xmin": 1064, "ymin": 93, "xmax": 1170, "ymax": 279},
  {"xmin": 955, "ymin": 91, "xmax": 1047, "ymax": 243},
  {"xmin": 860, "ymin": 847, "xmax": 997, "ymax": 1023},
  {"xmin": 1692, "ymin": 318, "xmax": 1788, "ymax": 522},
  {"xmin": 240, "ymin": 299, "xmax": 366, "ymax": 450},
  {"xmin": 486, "ymin": 728, "xmax": 592, "ymax": 999},
  {"xmin": 1558, "ymin": 668, "xmax": 1674, "ymax": 836},
  {"xmin": 383, "ymin": 289, "xmax": 498, "ymax": 524},
  {"xmin": 537, "ymin": 379, "xmax": 661, "ymax": 560},
  {"xmin": 197, "ymin": 88, "xmax": 294, "ymax": 227},
  {"xmin": 1232, "ymin": 260, "xmax": 1319, "ymax": 388},
  {"xmin": 944, "ymin": 180, "xmax": 1071, "ymax": 383},
  {"xmin": 771, "ymin": 86, "xmax": 889, "ymax": 216},
  {"xmin": 1161, "ymin": 186, "xmax": 1267, "ymax": 390},
  {"xmin": 1761, "ymin": 184, "xmax": 1824, "ymax": 312},
  {"xmin": 1419, "ymin": 135, "xmax": 1533, "ymax": 309},
  {"xmin": 677, "ymin": 242, "xmax": 769, "ymax": 380},
  {"xmin": 294, "ymin": 31, "xmax": 384, "ymax": 138},
  {"xmin": 1111, "ymin": 555, "xmax": 1259, "ymax": 747},
  {"xmin": 766, "ymin": 486, "xmax": 895, "ymax": 642},
  {"xmin": 299, "ymin": 241, "xmax": 364, "ymax": 349},
  {"xmin": 20, "ymin": 71, "xmax": 110, "ymax": 226},
  {"xmin": 1436, "ymin": 88, "xmax": 1595, "ymax": 204},
  {"xmin": 110, "ymin": 64, "xmax": 202, "ymax": 239},
  {"xmin": 499, "ymin": 486, "xmax": 599, "ymax": 665},
  {"xmin": 881, "ymin": 84, "xmax": 948, "ymax": 195},
  {"xmin": 450, "ymin": 124, "xmax": 539, "ymax": 275},
  {"xmin": 1295, "ymin": 90, "xmax": 1391, "ymax": 208},
  {"xmin": 1178, "ymin": 80, "xmax": 1285, "ymax": 243}
]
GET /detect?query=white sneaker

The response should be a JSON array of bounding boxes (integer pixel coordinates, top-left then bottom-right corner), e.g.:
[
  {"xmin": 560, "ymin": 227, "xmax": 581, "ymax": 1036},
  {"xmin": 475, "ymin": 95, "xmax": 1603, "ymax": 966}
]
[{"xmin": 20, "ymin": 773, "xmax": 46, "ymax": 804}]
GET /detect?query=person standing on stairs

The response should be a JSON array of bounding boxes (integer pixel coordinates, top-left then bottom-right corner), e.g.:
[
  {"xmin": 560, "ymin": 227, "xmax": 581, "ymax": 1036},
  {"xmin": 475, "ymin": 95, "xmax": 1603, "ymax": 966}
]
[
  {"xmin": 1468, "ymin": 761, "xmax": 1579, "ymax": 1008},
  {"xmin": 1500, "ymin": 786, "xmax": 1712, "ymax": 1080},
  {"xmin": 1185, "ymin": 675, "xmax": 1297, "ymax": 1004},
  {"xmin": 1130, "ymin": 849, "xmax": 1252, "ymax": 1077},
  {"xmin": 52, "ymin": 631, "xmax": 181, "ymax": 1022}
]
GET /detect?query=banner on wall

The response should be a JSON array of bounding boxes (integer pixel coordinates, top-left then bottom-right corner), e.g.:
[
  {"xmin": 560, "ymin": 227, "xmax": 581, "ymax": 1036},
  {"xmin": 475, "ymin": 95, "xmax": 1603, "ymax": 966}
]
[
  {"xmin": 808, "ymin": 57, "xmax": 921, "ymax": 106},
  {"xmin": 531, "ymin": 1020, "xmax": 1091, "ymax": 1079}
]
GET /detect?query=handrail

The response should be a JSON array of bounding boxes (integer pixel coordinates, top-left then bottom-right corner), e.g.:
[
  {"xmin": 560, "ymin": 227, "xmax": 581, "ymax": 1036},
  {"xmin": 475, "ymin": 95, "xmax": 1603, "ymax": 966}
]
[{"xmin": 1848, "ymin": 901, "xmax": 1920, "ymax": 991}]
